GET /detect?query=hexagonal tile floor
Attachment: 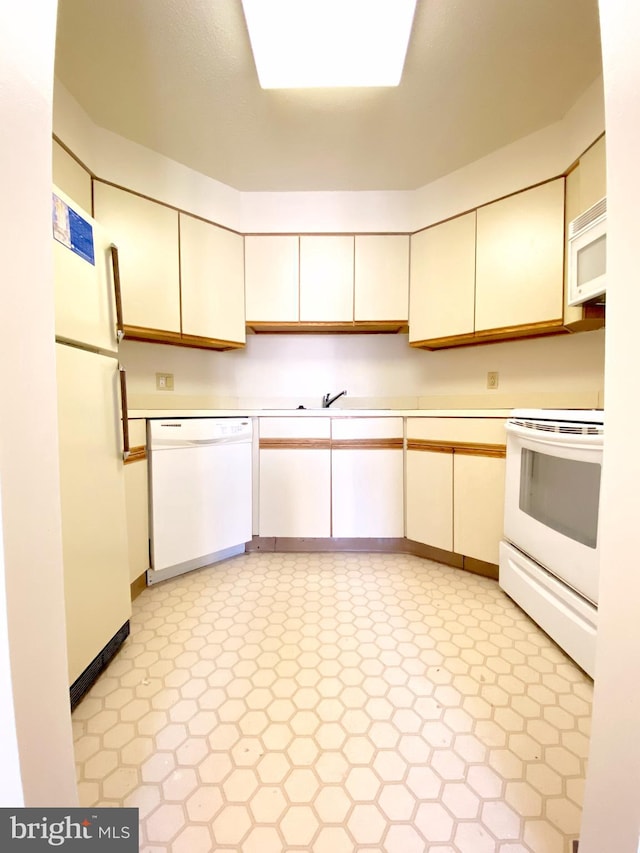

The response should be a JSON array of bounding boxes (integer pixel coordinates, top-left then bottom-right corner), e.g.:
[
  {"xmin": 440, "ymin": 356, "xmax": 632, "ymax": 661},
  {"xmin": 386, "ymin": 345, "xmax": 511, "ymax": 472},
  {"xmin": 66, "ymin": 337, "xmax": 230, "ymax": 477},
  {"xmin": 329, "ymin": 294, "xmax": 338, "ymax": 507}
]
[{"xmin": 72, "ymin": 552, "xmax": 592, "ymax": 852}]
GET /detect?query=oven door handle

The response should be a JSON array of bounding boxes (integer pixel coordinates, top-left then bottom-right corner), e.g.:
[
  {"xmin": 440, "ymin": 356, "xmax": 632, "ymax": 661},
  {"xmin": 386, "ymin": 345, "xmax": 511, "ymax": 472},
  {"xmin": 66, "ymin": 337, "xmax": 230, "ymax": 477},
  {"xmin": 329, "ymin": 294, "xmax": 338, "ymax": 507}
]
[{"xmin": 506, "ymin": 422, "xmax": 604, "ymax": 449}]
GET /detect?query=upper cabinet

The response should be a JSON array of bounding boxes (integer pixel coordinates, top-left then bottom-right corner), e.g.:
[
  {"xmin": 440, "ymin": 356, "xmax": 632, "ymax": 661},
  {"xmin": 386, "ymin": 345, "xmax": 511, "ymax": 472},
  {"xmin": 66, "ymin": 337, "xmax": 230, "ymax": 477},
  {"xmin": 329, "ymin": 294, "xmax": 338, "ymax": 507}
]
[
  {"xmin": 245, "ymin": 235, "xmax": 299, "ymax": 323},
  {"xmin": 300, "ymin": 235, "xmax": 354, "ymax": 322},
  {"xmin": 354, "ymin": 235, "xmax": 409, "ymax": 322},
  {"xmin": 475, "ymin": 178, "xmax": 565, "ymax": 332},
  {"xmin": 93, "ymin": 181, "xmax": 181, "ymax": 335},
  {"xmin": 245, "ymin": 233, "xmax": 409, "ymax": 333},
  {"xmin": 409, "ymin": 212, "xmax": 476, "ymax": 344},
  {"xmin": 179, "ymin": 213, "xmax": 245, "ymax": 345},
  {"xmin": 93, "ymin": 181, "xmax": 244, "ymax": 350},
  {"xmin": 410, "ymin": 177, "xmax": 567, "ymax": 349}
]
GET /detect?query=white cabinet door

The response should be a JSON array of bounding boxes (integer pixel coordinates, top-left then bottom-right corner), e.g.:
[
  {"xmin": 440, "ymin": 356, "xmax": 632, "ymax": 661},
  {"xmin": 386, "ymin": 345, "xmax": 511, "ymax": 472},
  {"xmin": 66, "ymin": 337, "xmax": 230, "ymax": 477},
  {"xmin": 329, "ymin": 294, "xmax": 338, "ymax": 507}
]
[
  {"xmin": 260, "ymin": 448, "xmax": 331, "ymax": 537},
  {"xmin": 299, "ymin": 236, "xmax": 354, "ymax": 322},
  {"xmin": 354, "ymin": 235, "xmax": 409, "ymax": 321},
  {"xmin": 406, "ymin": 449, "xmax": 454, "ymax": 551},
  {"xmin": 180, "ymin": 213, "xmax": 245, "ymax": 343},
  {"xmin": 258, "ymin": 418, "xmax": 331, "ymax": 537},
  {"xmin": 409, "ymin": 212, "xmax": 476, "ymax": 342},
  {"xmin": 454, "ymin": 454, "xmax": 506, "ymax": 565},
  {"xmin": 245, "ymin": 235, "xmax": 299, "ymax": 322},
  {"xmin": 475, "ymin": 179, "xmax": 565, "ymax": 332},
  {"xmin": 93, "ymin": 181, "xmax": 180, "ymax": 333},
  {"xmin": 124, "ymin": 420, "xmax": 149, "ymax": 584},
  {"xmin": 331, "ymin": 418, "xmax": 404, "ymax": 538},
  {"xmin": 332, "ymin": 449, "xmax": 404, "ymax": 537}
]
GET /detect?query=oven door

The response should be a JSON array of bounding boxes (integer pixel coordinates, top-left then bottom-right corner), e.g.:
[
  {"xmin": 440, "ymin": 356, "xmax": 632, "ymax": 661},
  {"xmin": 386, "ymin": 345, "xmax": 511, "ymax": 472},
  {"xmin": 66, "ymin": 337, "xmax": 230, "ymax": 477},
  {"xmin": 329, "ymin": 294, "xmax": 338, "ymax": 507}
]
[{"xmin": 503, "ymin": 420, "xmax": 603, "ymax": 604}]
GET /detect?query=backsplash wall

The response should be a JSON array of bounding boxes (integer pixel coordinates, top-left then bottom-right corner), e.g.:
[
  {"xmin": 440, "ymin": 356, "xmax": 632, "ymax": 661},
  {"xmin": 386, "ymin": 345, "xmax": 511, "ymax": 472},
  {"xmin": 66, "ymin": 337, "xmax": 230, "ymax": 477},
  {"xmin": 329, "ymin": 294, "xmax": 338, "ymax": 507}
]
[{"xmin": 122, "ymin": 328, "xmax": 605, "ymax": 411}]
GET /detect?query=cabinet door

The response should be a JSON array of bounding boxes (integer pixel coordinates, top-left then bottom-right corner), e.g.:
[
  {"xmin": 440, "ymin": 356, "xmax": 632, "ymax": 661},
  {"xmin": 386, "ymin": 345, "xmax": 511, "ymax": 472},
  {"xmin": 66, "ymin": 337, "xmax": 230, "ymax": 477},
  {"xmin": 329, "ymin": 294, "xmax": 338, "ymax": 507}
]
[
  {"xmin": 259, "ymin": 449, "xmax": 331, "ymax": 537},
  {"xmin": 331, "ymin": 417, "xmax": 403, "ymax": 538},
  {"xmin": 93, "ymin": 182, "xmax": 180, "ymax": 332},
  {"xmin": 409, "ymin": 212, "xmax": 476, "ymax": 343},
  {"xmin": 354, "ymin": 235, "xmax": 409, "ymax": 321},
  {"xmin": 299, "ymin": 236, "xmax": 354, "ymax": 322},
  {"xmin": 406, "ymin": 449, "xmax": 454, "ymax": 551},
  {"xmin": 245, "ymin": 235, "xmax": 299, "ymax": 322},
  {"xmin": 258, "ymin": 418, "xmax": 331, "ymax": 538},
  {"xmin": 332, "ymin": 449, "xmax": 404, "ymax": 537},
  {"xmin": 180, "ymin": 213, "xmax": 245, "ymax": 344},
  {"xmin": 124, "ymin": 420, "xmax": 149, "ymax": 584},
  {"xmin": 475, "ymin": 179, "xmax": 564, "ymax": 332},
  {"xmin": 453, "ymin": 454, "xmax": 505, "ymax": 565}
]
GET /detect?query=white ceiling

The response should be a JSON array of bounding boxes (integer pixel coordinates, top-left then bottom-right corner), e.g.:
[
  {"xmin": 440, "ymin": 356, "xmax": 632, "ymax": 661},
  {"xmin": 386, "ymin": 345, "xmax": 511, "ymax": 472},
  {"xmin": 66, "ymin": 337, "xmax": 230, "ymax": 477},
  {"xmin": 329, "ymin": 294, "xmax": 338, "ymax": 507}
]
[{"xmin": 54, "ymin": 0, "xmax": 602, "ymax": 193}]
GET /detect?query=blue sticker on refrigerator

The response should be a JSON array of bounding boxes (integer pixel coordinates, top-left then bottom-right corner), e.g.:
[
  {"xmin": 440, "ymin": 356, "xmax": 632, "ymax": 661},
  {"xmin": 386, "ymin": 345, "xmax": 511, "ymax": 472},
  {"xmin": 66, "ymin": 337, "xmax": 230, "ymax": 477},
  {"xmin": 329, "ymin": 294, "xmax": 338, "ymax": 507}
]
[{"xmin": 52, "ymin": 193, "xmax": 95, "ymax": 265}]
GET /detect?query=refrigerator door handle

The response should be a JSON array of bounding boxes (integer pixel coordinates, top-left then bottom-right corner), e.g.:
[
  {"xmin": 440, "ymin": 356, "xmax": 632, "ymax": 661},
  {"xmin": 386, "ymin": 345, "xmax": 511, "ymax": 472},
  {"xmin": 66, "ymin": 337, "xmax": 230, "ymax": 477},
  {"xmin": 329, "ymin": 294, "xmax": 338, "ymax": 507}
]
[
  {"xmin": 119, "ymin": 365, "xmax": 130, "ymax": 461},
  {"xmin": 110, "ymin": 243, "xmax": 125, "ymax": 344}
]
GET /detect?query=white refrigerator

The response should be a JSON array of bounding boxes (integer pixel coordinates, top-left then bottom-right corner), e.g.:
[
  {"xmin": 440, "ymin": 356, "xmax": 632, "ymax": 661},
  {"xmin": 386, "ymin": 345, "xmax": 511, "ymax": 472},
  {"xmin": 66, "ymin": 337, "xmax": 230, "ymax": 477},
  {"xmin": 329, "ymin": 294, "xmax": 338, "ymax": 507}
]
[{"xmin": 53, "ymin": 187, "xmax": 131, "ymax": 708}]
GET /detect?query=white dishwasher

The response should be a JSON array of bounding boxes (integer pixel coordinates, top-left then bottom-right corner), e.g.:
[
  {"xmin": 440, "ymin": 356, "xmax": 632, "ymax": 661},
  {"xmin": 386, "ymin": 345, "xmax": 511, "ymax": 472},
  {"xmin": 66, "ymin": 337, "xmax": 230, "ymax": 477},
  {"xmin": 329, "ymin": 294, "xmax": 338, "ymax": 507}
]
[{"xmin": 147, "ymin": 417, "xmax": 252, "ymax": 584}]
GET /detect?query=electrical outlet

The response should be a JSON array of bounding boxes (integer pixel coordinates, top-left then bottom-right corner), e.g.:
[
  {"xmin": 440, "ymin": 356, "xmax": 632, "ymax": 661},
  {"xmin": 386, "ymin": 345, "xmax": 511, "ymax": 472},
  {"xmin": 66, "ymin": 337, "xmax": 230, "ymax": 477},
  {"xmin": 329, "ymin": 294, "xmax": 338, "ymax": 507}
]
[
  {"xmin": 156, "ymin": 372, "xmax": 174, "ymax": 391},
  {"xmin": 487, "ymin": 371, "xmax": 499, "ymax": 390}
]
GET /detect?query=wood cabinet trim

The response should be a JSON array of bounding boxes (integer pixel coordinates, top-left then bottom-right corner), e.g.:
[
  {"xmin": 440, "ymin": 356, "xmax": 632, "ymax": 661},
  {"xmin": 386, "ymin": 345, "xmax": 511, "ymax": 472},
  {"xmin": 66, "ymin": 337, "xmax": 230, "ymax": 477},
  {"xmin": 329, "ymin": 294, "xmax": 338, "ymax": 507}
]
[
  {"xmin": 410, "ymin": 318, "xmax": 567, "ymax": 350},
  {"xmin": 53, "ymin": 134, "xmax": 96, "ymax": 179},
  {"xmin": 331, "ymin": 438, "xmax": 404, "ymax": 450},
  {"xmin": 123, "ymin": 445, "xmax": 147, "ymax": 465},
  {"xmin": 247, "ymin": 320, "xmax": 409, "ymax": 334},
  {"xmin": 260, "ymin": 437, "xmax": 403, "ymax": 450},
  {"xmin": 260, "ymin": 438, "xmax": 331, "ymax": 450},
  {"xmin": 407, "ymin": 439, "xmax": 506, "ymax": 458},
  {"xmin": 123, "ymin": 325, "xmax": 244, "ymax": 352}
]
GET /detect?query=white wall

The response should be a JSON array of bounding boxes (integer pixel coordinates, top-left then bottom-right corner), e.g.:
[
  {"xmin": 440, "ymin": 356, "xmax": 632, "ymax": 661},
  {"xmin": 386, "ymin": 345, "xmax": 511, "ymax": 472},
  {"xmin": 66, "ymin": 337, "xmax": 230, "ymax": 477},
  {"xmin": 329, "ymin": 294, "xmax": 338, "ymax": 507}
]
[
  {"xmin": 580, "ymin": 3, "xmax": 640, "ymax": 851},
  {"xmin": 54, "ymin": 75, "xmax": 605, "ymax": 234},
  {"xmin": 0, "ymin": 0, "xmax": 78, "ymax": 805},
  {"xmin": 121, "ymin": 329, "xmax": 604, "ymax": 411}
]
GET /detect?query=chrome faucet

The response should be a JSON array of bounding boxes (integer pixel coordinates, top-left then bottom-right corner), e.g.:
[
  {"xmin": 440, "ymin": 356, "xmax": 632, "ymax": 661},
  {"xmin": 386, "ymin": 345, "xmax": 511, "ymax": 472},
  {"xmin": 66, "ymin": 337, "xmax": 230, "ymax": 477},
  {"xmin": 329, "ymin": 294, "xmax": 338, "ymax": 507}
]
[{"xmin": 322, "ymin": 390, "xmax": 347, "ymax": 408}]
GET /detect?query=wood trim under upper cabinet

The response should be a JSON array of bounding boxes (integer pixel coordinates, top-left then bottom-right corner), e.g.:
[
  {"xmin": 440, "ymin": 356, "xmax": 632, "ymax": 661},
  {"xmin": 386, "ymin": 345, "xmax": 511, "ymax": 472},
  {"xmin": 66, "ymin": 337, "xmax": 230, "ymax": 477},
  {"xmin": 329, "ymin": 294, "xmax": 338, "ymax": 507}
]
[
  {"xmin": 260, "ymin": 438, "xmax": 332, "ymax": 450},
  {"xmin": 122, "ymin": 325, "xmax": 244, "ymax": 352},
  {"xmin": 331, "ymin": 438, "xmax": 403, "ymax": 450},
  {"xmin": 410, "ymin": 318, "xmax": 567, "ymax": 350},
  {"xmin": 407, "ymin": 439, "xmax": 506, "ymax": 458},
  {"xmin": 123, "ymin": 445, "xmax": 147, "ymax": 465},
  {"xmin": 246, "ymin": 320, "xmax": 409, "ymax": 334}
]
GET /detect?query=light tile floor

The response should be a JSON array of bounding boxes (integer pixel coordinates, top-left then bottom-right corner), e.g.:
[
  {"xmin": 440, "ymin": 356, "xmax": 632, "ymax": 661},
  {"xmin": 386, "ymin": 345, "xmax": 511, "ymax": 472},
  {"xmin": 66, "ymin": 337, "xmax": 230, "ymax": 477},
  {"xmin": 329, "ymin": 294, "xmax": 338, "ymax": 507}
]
[{"xmin": 72, "ymin": 552, "xmax": 592, "ymax": 852}]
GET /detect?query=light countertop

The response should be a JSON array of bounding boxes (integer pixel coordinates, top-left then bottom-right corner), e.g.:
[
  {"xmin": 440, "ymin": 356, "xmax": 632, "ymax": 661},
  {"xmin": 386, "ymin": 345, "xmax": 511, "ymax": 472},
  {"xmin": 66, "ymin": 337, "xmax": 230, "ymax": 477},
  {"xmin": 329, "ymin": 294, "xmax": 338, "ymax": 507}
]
[{"xmin": 129, "ymin": 408, "xmax": 513, "ymax": 419}]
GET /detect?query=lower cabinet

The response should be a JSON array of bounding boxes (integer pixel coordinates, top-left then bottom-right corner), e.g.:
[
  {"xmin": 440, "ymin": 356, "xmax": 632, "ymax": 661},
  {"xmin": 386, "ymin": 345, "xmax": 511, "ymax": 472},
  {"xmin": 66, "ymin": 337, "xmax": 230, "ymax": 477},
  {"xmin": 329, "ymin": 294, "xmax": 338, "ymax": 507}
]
[
  {"xmin": 124, "ymin": 419, "xmax": 150, "ymax": 586},
  {"xmin": 331, "ymin": 418, "xmax": 404, "ymax": 537},
  {"xmin": 453, "ymin": 453, "xmax": 506, "ymax": 565},
  {"xmin": 406, "ymin": 448, "xmax": 453, "ymax": 551},
  {"xmin": 406, "ymin": 418, "xmax": 507, "ymax": 566},
  {"xmin": 258, "ymin": 418, "xmax": 331, "ymax": 537}
]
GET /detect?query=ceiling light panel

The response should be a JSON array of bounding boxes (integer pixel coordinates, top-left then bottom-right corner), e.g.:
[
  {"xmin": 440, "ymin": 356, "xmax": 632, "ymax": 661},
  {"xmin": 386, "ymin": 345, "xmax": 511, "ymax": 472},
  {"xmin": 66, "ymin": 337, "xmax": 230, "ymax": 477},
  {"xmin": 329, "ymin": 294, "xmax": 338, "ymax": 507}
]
[{"xmin": 242, "ymin": 0, "xmax": 417, "ymax": 89}]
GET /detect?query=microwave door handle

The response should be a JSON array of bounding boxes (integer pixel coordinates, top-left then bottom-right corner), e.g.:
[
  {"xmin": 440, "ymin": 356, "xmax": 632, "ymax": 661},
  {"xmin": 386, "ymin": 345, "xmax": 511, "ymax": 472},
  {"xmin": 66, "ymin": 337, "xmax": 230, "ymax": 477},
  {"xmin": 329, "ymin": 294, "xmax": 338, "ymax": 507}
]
[
  {"xmin": 119, "ymin": 364, "xmax": 130, "ymax": 461},
  {"xmin": 110, "ymin": 243, "xmax": 125, "ymax": 344}
]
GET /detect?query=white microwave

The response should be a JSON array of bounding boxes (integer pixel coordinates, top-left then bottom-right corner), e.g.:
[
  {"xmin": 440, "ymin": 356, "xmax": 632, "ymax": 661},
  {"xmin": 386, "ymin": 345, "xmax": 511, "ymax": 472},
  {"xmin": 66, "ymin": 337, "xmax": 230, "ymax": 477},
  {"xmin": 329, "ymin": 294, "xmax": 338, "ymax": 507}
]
[{"xmin": 568, "ymin": 196, "xmax": 606, "ymax": 306}]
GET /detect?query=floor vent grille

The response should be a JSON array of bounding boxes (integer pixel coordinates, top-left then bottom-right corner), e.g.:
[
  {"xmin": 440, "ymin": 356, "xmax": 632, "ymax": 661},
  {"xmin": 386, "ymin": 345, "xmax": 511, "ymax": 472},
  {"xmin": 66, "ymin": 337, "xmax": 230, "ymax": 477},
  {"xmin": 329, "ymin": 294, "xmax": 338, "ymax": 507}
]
[{"xmin": 69, "ymin": 620, "xmax": 130, "ymax": 710}]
